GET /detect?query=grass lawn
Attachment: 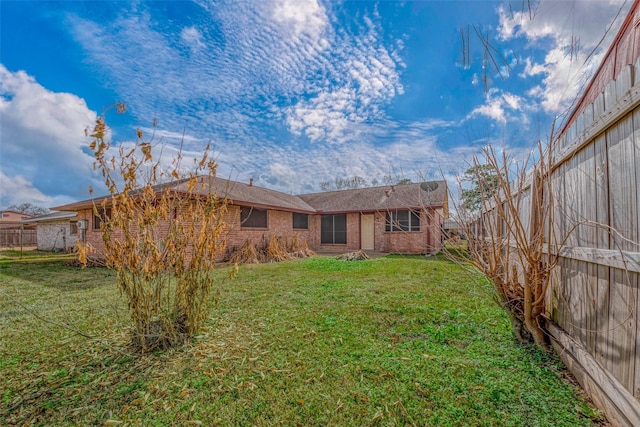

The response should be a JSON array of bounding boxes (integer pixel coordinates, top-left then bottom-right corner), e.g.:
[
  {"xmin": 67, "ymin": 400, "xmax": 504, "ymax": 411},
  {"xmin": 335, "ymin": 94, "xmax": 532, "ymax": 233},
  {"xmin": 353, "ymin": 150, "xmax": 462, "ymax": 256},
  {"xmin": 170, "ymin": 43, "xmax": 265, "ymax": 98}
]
[
  {"xmin": 0, "ymin": 253, "xmax": 602, "ymax": 426},
  {"xmin": 0, "ymin": 248, "xmax": 76, "ymax": 263}
]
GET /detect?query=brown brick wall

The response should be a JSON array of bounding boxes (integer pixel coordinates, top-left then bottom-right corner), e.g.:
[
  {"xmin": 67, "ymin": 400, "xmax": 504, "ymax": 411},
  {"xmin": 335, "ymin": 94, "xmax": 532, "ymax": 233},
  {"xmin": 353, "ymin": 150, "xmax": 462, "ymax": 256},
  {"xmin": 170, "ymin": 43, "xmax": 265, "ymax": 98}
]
[
  {"xmin": 77, "ymin": 205, "xmax": 233, "ymax": 259},
  {"xmin": 77, "ymin": 205, "xmax": 444, "ymax": 258},
  {"xmin": 225, "ymin": 207, "xmax": 312, "ymax": 251},
  {"xmin": 374, "ymin": 209, "xmax": 444, "ymax": 254},
  {"xmin": 77, "ymin": 209, "xmax": 103, "ymax": 254}
]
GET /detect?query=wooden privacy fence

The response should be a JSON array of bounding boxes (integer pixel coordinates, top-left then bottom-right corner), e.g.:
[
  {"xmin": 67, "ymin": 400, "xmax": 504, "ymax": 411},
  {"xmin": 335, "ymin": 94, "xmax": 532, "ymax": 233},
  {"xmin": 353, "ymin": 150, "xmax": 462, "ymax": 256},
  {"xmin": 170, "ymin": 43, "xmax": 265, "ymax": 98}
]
[
  {"xmin": 0, "ymin": 229, "xmax": 37, "ymax": 248},
  {"xmin": 474, "ymin": 51, "xmax": 640, "ymax": 426}
]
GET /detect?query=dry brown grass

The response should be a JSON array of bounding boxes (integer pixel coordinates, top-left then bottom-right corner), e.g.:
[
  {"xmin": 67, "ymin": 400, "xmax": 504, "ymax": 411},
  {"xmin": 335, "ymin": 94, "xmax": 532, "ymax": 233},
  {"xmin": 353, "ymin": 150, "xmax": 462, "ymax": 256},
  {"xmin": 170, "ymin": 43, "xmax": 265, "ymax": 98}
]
[
  {"xmin": 226, "ymin": 235, "xmax": 315, "ymax": 264},
  {"xmin": 335, "ymin": 250, "xmax": 370, "ymax": 261}
]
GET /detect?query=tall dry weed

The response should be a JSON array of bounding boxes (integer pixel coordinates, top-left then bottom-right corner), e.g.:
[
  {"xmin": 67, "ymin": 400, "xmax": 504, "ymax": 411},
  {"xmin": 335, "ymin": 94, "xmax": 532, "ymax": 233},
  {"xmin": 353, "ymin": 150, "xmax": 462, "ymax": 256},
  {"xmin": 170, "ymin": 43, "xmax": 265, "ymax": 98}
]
[{"xmin": 79, "ymin": 105, "xmax": 228, "ymax": 351}]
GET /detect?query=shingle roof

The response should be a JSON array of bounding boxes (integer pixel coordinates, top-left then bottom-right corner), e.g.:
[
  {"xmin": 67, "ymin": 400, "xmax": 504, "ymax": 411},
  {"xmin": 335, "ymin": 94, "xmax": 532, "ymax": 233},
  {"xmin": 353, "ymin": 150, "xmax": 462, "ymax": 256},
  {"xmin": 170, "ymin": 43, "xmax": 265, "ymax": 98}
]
[
  {"xmin": 53, "ymin": 177, "xmax": 447, "ymax": 215},
  {"xmin": 443, "ymin": 219, "xmax": 461, "ymax": 229},
  {"xmin": 173, "ymin": 176, "xmax": 316, "ymax": 213},
  {"xmin": 299, "ymin": 181, "xmax": 447, "ymax": 213},
  {"xmin": 53, "ymin": 176, "xmax": 316, "ymax": 213}
]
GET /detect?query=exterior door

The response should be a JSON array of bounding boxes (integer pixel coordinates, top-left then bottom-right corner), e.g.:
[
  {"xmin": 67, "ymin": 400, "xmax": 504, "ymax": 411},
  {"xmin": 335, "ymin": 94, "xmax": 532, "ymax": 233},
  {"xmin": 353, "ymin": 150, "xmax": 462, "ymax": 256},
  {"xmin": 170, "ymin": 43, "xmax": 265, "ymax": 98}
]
[{"xmin": 361, "ymin": 214, "xmax": 374, "ymax": 250}]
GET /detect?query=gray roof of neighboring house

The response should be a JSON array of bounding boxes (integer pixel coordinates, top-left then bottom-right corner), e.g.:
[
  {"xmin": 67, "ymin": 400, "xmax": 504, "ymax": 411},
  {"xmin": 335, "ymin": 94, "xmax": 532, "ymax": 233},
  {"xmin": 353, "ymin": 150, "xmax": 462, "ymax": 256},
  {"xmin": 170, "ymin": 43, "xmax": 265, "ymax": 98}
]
[
  {"xmin": 53, "ymin": 177, "xmax": 447, "ymax": 215},
  {"xmin": 299, "ymin": 181, "xmax": 447, "ymax": 213},
  {"xmin": 443, "ymin": 219, "xmax": 462, "ymax": 229},
  {"xmin": 23, "ymin": 211, "xmax": 77, "ymax": 223}
]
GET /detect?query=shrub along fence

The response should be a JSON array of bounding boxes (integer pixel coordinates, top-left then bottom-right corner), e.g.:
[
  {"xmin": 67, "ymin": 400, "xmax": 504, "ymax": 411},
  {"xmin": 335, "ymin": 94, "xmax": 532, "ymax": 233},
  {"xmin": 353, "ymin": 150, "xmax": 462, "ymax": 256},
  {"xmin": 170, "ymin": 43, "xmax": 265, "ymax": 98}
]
[{"xmin": 473, "ymin": 4, "xmax": 640, "ymax": 425}]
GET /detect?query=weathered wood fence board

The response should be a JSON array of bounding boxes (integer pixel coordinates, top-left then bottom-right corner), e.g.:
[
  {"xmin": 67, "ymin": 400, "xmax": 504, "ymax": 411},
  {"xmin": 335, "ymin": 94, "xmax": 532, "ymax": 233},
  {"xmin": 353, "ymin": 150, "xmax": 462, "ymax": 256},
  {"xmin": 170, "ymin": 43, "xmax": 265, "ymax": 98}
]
[
  {"xmin": 552, "ymin": 98, "xmax": 639, "ymax": 405},
  {"xmin": 476, "ymin": 33, "xmax": 640, "ymax": 425},
  {"xmin": 594, "ymin": 134, "xmax": 610, "ymax": 250},
  {"xmin": 0, "ymin": 230, "xmax": 37, "ymax": 247},
  {"xmin": 596, "ymin": 264, "xmax": 611, "ymax": 368},
  {"xmin": 548, "ymin": 321, "xmax": 640, "ymax": 427}
]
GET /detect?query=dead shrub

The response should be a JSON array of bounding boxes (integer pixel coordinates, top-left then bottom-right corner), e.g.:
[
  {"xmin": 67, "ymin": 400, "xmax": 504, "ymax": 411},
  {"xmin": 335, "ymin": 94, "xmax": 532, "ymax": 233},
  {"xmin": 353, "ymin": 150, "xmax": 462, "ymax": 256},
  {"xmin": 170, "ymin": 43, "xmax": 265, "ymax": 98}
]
[
  {"xmin": 226, "ymin": 234, "xmax": 315, "ymax": 264},
  {"xmin": 336, "ymin": 250, "xmax": 370, "ymax": 261},
  {"xmin": 77, "ymin": 105, "xmax": 228, "ymax": 352},
  {"xmin": 228, "ymin": 239, "xmax": 262, "ymax": 264},
  {"xmin": 449, "ymin": 141, "xmax": 558, "ymax": 349}
]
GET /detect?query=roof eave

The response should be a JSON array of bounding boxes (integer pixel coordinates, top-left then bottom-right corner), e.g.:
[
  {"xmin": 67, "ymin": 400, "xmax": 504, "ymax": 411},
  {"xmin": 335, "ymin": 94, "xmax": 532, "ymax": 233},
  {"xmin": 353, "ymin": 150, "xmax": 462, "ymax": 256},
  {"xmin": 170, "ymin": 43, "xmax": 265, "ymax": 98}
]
[
  {"xmin": 23, "ymin": 213, "xmax": 78, "ymax": 223},
  {"xmin": 230, "ymin": 200, "xmax": 316, "ymax": 214}
]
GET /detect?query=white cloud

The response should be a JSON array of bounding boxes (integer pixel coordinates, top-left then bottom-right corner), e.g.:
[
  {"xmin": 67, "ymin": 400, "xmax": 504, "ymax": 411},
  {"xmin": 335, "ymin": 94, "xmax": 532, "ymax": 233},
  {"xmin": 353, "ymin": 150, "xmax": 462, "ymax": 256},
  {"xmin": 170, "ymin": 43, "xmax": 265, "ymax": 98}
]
[
  {"xmin": 467, "ymin": 89, "xmax": 525, "ymax": 124},
  {"xmin": 180, "ymin": 26, "xmax": 205, "ymax": 50},
  {"xmin": 498, "ymin": 0, "xmax": 630, "ymax": 113},
  {"xmin": 0, "ymin": 172, "xmax": 52, "ymax": 207},
  {"xmin": 502, "ymin": 93, "xmax": 521, "ymax": 110},
  {"xmin": 282, "ymin": 10, "xmax": 404, "ymax": 143},
  {"xmin": 286, "ymin": 88, "xmax": 355, "ymax": 142},
  {"xmin": 0, "ymin": 65, "xmax": 98, "ymax": 208},
  {"xmin": 272, "ymin": 0, "xmax": 328, "ymax": 40},
  {"xmin": 67, "ymin": 1, "xmax": 404, "ymax": 148},
  {"xmin": 236, "ymin": 117, "xmax": 477, "ymax": 196},
  {"xmin": 0, "ymin": 64, "xmax": 457, "ymax": 206},
  {"xmin": 138, "ymin": 127, "xmax": 203, "ymax": 145}
]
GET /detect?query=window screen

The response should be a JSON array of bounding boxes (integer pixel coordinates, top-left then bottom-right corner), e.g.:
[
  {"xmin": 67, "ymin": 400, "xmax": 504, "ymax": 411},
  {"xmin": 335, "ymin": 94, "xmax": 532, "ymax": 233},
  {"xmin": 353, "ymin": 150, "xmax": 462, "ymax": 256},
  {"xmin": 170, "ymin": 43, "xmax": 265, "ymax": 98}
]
[
  {"xmin": 240, "ymin": 207, "xmax": 267, "ymax": 228},
  {"xmin": 293, "ymin": 212, "xmax": 309, "ymax": 230},
  {"xmin": 385, "ymin": 210, "xmax": 420, "ymax": 232},
  {"xmin": 93, "ymin": 207, "xmax": 111, "ymax": 230},
  {"xmin": 321, "ymin": 214, "xmax": 347, "ymax": 244}
]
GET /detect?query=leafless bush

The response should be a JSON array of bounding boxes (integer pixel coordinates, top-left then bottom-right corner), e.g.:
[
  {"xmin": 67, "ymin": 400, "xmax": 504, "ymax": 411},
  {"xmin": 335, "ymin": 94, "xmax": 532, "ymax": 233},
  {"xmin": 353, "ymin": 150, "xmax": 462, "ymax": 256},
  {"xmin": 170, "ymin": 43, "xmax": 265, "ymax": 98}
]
[
  {"xmin": 448, "ymin": 138, "xmax": 559, "ymax": 349},
  {"xmin": 78, "ymin": 104, "xmax": 229, "ymax": 352}
]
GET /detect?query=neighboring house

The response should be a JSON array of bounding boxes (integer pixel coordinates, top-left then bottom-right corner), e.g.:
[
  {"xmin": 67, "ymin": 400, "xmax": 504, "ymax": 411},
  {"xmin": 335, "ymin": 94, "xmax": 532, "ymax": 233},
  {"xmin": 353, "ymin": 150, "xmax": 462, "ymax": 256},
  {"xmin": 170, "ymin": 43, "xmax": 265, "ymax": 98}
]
[
  {"xmin": 0, "ymin": 210, "xmax": 35, "ymax": 230},
  {"xmin": 0, "ymin": 210, "xmax": 36, "ymax": 248},
  {"xmin": 53, "ymin": 177, "xmax": 448, "ymax": 256},
  {"xmin": 23, "ymin": 211, "xmax": 78, "ymax": 251}
]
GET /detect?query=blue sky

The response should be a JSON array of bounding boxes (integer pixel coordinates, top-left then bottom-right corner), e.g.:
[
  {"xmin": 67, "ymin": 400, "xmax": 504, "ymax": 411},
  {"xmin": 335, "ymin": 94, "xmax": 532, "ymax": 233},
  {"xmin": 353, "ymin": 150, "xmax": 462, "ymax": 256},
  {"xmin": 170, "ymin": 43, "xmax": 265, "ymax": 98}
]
[{"xmin": 0, "ymin": 0, "xmax": 630, "ymax": 209}]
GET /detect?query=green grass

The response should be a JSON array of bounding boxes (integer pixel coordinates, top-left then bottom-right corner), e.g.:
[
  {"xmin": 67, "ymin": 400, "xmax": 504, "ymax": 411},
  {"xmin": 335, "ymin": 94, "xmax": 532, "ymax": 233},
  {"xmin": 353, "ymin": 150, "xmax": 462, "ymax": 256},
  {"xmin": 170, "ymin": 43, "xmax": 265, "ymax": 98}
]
[
  {"xmin": 0, "ymin": 255, "xmax": 603, "ymax": 426},
  {"xmin": 0, "ymin": 248, "xmax": 75, "ymax": 263}
]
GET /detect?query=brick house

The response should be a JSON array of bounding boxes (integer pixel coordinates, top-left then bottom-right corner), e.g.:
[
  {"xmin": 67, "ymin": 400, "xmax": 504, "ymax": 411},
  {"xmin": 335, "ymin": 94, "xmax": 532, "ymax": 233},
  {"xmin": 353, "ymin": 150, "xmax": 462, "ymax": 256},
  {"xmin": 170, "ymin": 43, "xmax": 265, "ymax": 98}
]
[
  {"xmin": 0, "ymin": 210, "xmax": 34, "ymax": 230},
  {"xmin": 53, "ymin": 177, "xmax": 448, "ymax": 256},
  {"xmin": 22, "ymin": 211, "xmax": 78, "ymax": 251}
]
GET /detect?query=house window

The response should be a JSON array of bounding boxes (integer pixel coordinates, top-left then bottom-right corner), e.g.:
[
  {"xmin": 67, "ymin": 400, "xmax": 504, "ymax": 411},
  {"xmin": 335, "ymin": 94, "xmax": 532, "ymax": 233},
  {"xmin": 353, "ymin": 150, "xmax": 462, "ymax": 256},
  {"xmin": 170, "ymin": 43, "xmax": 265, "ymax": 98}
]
[
  {"xmin": 93, "ymin": 207, "xmax": 112, "ymax": 230},
  {"xmin": 293, "ymin": 213, "xmax": 309, "ymax": 230},
  {"xmin": 385, "ymin": 210, "xmax": 420, "ymax": 232},
  {"xmin": 70, "ymin": 221, "xmax": 78, "ymax": 236},
  {"xmin": 241, "ymin": 207, "xmax": 267, "ymax": 228},
  {"xmin": 321, "ymin": 214, "xmax": 346, "ymax": 244}
]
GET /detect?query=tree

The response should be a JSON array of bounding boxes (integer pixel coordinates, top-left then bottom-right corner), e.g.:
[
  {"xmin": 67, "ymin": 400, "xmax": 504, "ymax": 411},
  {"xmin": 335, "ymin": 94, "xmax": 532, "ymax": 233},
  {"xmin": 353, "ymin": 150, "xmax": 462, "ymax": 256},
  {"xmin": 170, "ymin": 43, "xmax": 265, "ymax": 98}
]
[
  {"xmin": 78, "ymin": 104, "xmax": 229, "ymax": 352},
  {"xmin": 6, "ymin": 203, "xmax": 49, "ymax": 216},
  {"xmin": 460, "ymin": 164, "xmax": 500, "ymax": 213},
  {"xmin": 320, "ymin": 175, "xmax": 368, "ymax": 191},
  {"xmin": 320, "ymin": 175, "xmax": 412, "ymax": 191}
]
